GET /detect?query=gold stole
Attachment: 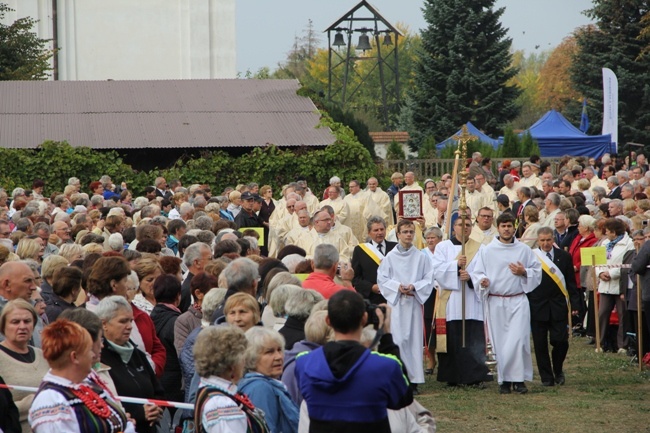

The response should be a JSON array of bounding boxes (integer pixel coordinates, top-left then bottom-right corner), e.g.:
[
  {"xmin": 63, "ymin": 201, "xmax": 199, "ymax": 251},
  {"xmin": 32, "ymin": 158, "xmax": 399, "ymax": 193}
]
[
  {"xmin": 536, "ymin": 252, "xmax": 572, "ymax": 337},
  {"xmin": 358, "ymin": 243, "xmax": 381, "ymax": 266},
  {"xmin": 435, "ymin": 238, "xmax": 481, "ymax": 353}
]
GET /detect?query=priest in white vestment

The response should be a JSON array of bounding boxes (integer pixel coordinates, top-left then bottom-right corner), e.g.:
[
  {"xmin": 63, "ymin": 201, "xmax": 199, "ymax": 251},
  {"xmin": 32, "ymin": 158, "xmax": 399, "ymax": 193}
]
[
  {"xmin": 471, "ymin": 213, "xmax": 542, "ymax": 394},
  {"xmin": 295, "ymin": 209, "xmax": 351, "ymax": 261},
  {"xmin": 469, "ymin": 207, "xmax": 498, "ymax": 246},
  {"xmin": 284, "ymin": 210, "xmax": 312, "ymax": 246},
  {"xmin": 366, "ymin": 177, "xmax": 394, "ymax": 225},
  {"xmin": 319, "ymin": 186, "xmax": 349, "ymax": 226},
  {"xmin": 378, "ymin": 219, "xmax": 434, "ymax": 386},
  {"xmin": 433, "ymin": 214, "xmax": 491, "ymax": 386},
  {"xmin": 343, "ymin": 180, "xmax": 381, "ymax": 243}
]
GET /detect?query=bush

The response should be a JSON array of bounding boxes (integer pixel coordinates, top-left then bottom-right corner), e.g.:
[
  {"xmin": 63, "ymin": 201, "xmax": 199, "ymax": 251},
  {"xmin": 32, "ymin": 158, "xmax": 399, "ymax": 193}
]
[{"xmin": 0, "ymin": 112, "xmax": 376, "ymax": 197}]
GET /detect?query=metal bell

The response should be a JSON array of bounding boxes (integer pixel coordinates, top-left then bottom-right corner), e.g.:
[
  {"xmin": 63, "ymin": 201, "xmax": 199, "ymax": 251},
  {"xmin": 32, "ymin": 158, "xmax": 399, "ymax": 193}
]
[
  {"xmin": 356, "ymin": 33, "xmax": 372, "ymax": 51},
  {"xmin": 382, "ymin": 34, "xmax": 393, "ymax": 46},
  {"xmin": 333, "ymin": 32, "xmax": 346, "ymax": 47}
]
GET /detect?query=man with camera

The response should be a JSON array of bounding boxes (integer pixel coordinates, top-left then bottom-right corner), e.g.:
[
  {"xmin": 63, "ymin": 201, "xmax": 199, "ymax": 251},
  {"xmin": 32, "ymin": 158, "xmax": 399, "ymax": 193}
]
[{"xmin": 295, "ymin": 290, "xmax": 413, "ymax": 433}]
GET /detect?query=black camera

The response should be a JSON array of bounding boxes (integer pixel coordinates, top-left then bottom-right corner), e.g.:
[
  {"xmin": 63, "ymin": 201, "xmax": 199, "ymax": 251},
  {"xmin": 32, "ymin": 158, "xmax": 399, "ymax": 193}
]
[{"xmin": 365, "ymin": 301, "xmax": 387, "ymax": 330}]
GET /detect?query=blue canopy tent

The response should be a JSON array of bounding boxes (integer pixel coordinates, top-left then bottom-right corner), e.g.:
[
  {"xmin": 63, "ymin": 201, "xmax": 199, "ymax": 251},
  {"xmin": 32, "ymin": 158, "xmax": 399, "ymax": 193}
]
[
  {"xmin": 525, "ymin": 110, "xmax": 612, "ymax": 158},
  {"xmin": 435, "ymin": 121, "xmax": 502, "ymax": 150}
]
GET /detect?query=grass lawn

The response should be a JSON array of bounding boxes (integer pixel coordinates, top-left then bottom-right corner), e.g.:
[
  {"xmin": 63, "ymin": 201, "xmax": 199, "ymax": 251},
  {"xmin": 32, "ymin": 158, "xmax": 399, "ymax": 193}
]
[{"xmin": 417, "ymin": 337, "xmax": 650, "ymax": 433}]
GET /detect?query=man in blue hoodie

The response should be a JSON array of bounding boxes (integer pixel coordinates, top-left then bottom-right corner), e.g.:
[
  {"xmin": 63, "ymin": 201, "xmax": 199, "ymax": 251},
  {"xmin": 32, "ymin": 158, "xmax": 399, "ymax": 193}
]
[{"xmin": 295, "ymin": 290, "xmax": 413, "ymax": 433}]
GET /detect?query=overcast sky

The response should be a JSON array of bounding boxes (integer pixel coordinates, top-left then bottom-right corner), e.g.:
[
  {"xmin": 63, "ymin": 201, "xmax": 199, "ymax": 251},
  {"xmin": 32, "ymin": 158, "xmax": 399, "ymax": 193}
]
[{"xmin": 236, "ymin": 0, "xmax": 594, "ymax": 74}]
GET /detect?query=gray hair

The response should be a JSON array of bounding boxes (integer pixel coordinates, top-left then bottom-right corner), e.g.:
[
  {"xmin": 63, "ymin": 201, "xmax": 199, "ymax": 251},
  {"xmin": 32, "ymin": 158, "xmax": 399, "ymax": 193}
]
[
  {"xmin": 133, "ymin": 197, "xmax": 149, "ymax": 210},
  {"xmin": 424, "ymin": 226, "xmax": 443, "ymax": 239},
  {"xmin": 179, "ymin": 202, "xmax": 194, "ymax": 217},
  {"xmin": 202, "ymin": 288, "xmax": 228, "ymax": 320},
  {"xmin": 194, "ymin": 326, "xmax": 247, "ymax": 378},
  {"xmin": 244, "ymin": 327, "xmax": 285, "ymax": 371},
  {"xmin": 592, "ymin": 186, "xmax": 607, "ymax": 199},
  {"xmin": 578, "ymin": 214, "xmax": 596, "ymax": 230},
  {"xmin": 617, "ymin": 170, "xmax": 629, "ymax": 181},
  {"xmin": 196, "ymin": 230, "xmax": 216, "ymax": 246},
  {"xmin": 58, "ymin": 243, "xmax": 83, "ymax": 262},
  {"xmin": 68, "ymin": 177, "xmax": 80, "ymax": 186},
  {"xmin": 95, "ymin": 295, "xmax": 132, "ymax": 322},
  {"xmin": 313, "ymin": 244, "xmax": 339, "ymax": 269},
  {"xmin": 183, "ymin": 242, "xmax": 211, "ymax": 267},
  {"xmin": 91, "ymin": 195, "xmax": 104, "ymax": 207},
  {"xmin": 285, "ymin": 289, "xmax": 324, "ymax": 320},
  {"xmin": 622, "ymin": 183, "xmax": 635, "ymax": 194},
  {"xmin": 222, "ymin": 258, "xmax": 259, "ymax": 293},
  {"xmin": 609, "ymin": 199, "xmax": 624, "ymax": 211},
  {"xmin": 304, "ymin": 310, "xmax": 332, "ymax": 345},
  {"xmin": 11, "ymin": 188, "xmax": 25, "ymax": 199},
  {"xmin": 329, "ymin": 176, "xmax": 341, "ymax": 185},
  {"xmin": 546, "ymin": 192, "xmax": 561, "ymax": 207},
  {"xmin": 281, "ymin": 254, "xmax": 305, "ymax": 273},
  {"xmin": 268, "ymin": 284, "xmax": 302, "ymax": 317},
  {"xmin": 243, "ymin": 236, "xmax": 258, "ymax": 250},
  {"xmin": 108, "ymin": 233, "xmax": 124, "ymax": 252},
  {"xmin": 366, "ymin": 216, "xmax": 386, "ymax": 232},
  {"xmin": 195, "ymin": 216, "xmax": 214, "ymax": 231},
  {"xmin": 607, "ymin": 176, "xmax": 619, "ymax": 186}
]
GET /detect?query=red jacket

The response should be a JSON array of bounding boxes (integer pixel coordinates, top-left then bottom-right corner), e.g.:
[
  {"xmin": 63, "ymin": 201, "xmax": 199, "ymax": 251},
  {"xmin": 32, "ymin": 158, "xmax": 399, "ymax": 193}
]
[
  {"xmin": 302, "ymin": 272, "xmax": 354, "ymax": 299},
  {"xmin": 568, "ymin": 232, "xmax": 598, "ymax": 287},
  {"xmin": 132, "ymin": 303, "xmax": 167, "ymax": 378}
]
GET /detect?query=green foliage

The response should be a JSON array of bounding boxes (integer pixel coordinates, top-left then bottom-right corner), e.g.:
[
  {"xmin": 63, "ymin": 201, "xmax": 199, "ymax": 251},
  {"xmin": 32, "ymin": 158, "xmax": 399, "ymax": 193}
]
[
  {"xmin": 418, "ymin": 136, "xmax": 437, "ymax": 159},
  {"xmin": 500, "ymin": 126, "xmax": 519, "ymax": 157},
  {"xmin": 439, "ymin": 141, "xmax": 497, "ymax": 159},
  {"xmin": 407, "ymin": 0, "xmax": 520, "ymax": 149},
  {"xmin": 569, "ymin": 0, "xmax": 650, "ymax": 145},
  {"xmin": 386, "ymin": 140, "xmax": 406, "ymax": 160},
  {"xmin": 320, "ymin": 101, "xmax": 376, "ymax": 159},
  {"xmin": 0, "ymin": 141, "xmax": 135, "ymax": 192},
  {"xmin": 0, "ymin": 113, "xmax": 376, "ymax": 197},
  {"xmin": 520, "ymin": 131, "xmax": 540, "ymax": 157},
  {"xmin": 0, "ymin": 3, "xmax": 55, "ymax": 80}
]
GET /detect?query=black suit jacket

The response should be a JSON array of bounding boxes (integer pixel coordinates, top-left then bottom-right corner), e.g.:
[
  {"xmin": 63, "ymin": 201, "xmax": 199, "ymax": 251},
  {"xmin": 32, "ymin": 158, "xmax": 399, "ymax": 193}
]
[
  {"xmin": 528, "ymin": 247, "xmax": 580, "ymax": 322},
  {"xmin": 607, "ymin": 186, "xmax": 622, "ymax": 199},
  {"xmin": 155, "ymin": 188, "xmax": 173, "ymax": 200},
  {"xmin": 351, "ymin": 241, "xmax": 396, "ymax": 304},
  {"xmin": 513, "ymin": 200, "xmax": 535, "ymax": 237},
  {"xmin": 557, "ymin": 225, "xmax": 579, "ymax": 251}
]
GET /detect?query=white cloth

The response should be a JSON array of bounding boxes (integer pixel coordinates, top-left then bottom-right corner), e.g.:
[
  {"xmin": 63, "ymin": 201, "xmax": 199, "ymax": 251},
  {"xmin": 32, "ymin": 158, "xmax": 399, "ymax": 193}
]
[
  {"xmin": 198, "ymin": 376, "xmax": 247, "ymax": 433},
  {"xmin": 519, "ymin": 174, "xmax": 542, "ymax": 190},
  {"xmin": 366, "ymin": 188, "xmax": 394, "ymax": 225},
  {"xmin": 29, "ymin": 372, "xmax": 136, "ymax": 433},
  {"xmin": 471, "ymin": 237, "xmax": 542, "ymax": 383},
  {"xmin": 377, "ymin": 245, "xmax": 434, "ymax": 384},
  {"xmin": 596, "ymin": 233, "xmax": 635, "ymax": 295},
  {"xmin": 469, "ymin": 225, "xmax": 498, "ymax": 246},
  {"xmin": 432, "ymin": 240, "xmax": 483, "ymax": 321},
  {"xmin": 294, "ymin": 228, "xmax": 351, "ymax": 261}
]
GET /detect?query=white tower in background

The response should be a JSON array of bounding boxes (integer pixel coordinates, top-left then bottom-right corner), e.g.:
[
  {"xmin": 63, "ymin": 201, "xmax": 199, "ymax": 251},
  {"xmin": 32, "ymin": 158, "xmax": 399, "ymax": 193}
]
[{"xmin": 1, "ymin": 0, "xmax": 236, "ymax": 80}]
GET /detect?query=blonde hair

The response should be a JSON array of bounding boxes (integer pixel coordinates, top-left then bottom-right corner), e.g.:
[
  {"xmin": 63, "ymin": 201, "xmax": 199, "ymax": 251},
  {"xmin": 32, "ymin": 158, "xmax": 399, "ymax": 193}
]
[{"xmin": 16, "ymin": 238, "xmax": 40, "ymax": 260}]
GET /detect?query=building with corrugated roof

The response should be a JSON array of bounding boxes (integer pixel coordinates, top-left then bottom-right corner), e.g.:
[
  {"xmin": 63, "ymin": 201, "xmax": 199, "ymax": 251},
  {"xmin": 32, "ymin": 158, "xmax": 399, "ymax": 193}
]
[{"xmin": 0, "ymin": 79, "xmax": 335, "ymax": 169}]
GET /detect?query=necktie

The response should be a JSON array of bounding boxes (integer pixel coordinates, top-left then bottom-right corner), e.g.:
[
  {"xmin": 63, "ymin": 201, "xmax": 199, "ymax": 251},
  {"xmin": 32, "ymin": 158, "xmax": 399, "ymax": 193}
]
[
  {"xmin": 377, "ymin": 243, "xmax": 384, "ymax": 256},
  {"xmin": 547, "ymin": 252, "xmax": 552, "ymax": 261}
]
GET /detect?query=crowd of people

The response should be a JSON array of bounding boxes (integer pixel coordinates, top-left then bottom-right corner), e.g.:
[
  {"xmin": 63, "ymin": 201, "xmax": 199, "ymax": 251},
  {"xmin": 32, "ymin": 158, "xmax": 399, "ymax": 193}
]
[{"xmin": 0, "ymin": 150, "xmax": 647, "ymax": 431}]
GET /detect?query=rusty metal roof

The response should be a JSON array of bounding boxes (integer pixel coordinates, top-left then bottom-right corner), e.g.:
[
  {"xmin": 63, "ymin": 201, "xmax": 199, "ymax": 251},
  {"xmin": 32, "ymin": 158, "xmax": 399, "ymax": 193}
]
[
  {"xmin": 0, "ymin": 79, "xmax": 335, "ymax": 149},
  {"xmin": 369, "ymin": 131, "xmax": 409, "ymax": 144}
]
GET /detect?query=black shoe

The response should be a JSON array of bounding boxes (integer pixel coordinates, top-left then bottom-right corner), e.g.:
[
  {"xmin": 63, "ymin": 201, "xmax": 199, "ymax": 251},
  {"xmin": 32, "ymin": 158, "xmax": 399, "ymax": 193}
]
[
  {"xmin": 411, "ymin": 384, "xmax": 419, "ymax": 395},
  {"xmin": 499, "ymin": 382, "xmax": 512, "ymax": 394},
  {"xmin": 513, "ymin": 382, "xmax": 528, "ymax": 394},
  {"xmin": 555, "ymin": 373, "xmax": 565, "ymax": 385},
  {"xmin": 425, "ymin": 368, "xmax": 434, "ymax": 375},
  {"xmin": 541, "ymin": 381, "xmax": 555, "ymax": 387}
]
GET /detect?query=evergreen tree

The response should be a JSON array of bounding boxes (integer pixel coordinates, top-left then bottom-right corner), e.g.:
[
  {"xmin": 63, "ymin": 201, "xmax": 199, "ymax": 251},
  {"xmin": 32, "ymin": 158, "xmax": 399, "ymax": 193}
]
[
  {"xmin": 407, "ymin": 0, "xmax": 520, "ymax": 149},
  {"xmin": 570, "ymin": 0, "xmax": 650, "ymax": 146},
  {"xmin": 386, "ymin": 140, "xmax": 405, "ymax": 159},
  {"xmin": 500, "ymin": 126, "xmax": 519, "ymax": 157}
]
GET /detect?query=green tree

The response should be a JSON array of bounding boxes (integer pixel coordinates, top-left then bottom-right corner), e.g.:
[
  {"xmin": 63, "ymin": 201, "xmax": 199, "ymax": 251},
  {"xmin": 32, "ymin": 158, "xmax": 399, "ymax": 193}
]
[
  {"xmin": 500, "ymin": 126, "xmax": 519, "ymax": 157},
  {"xmin": 0, "ymin": 3, "xmax": 54, "ymax": 80},
  {"xmin": 407, "ymin": 0, "xmax": 520, "ymax": 149},
  {"xmin": 569, "ymin": 1, "xmax": 650, "ymax": 145},
  {"xmin": 386, "ymin": 140, "xmax": 405, "ymax": 159}
]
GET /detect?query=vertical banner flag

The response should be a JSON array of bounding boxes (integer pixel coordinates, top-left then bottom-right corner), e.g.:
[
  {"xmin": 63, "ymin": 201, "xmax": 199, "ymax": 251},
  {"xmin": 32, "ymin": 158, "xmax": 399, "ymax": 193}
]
[
  {"xmin": 579, "ymin": 98, "xmax": 589, "ymax": 133},
  {"xmin": 601, "ymin": 68, "xmax": 618, "ymax": 152}
]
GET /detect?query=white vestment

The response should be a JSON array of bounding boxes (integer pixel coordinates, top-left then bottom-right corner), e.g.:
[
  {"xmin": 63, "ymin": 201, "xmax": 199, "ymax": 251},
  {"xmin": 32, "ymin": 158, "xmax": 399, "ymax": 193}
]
[
  {"xmin": 519, "ymin": 174, "xmax": 542, "ymax": 190},
  {"xmin": 343, "ymin": 191, "xmax": 381, "ymax": 243},
  {"xmin": 377, "ymin": 245, "xmax": 434, "ymax": 384},
  {"xmin": 366, "ymin": 187, "xmax": 394, "ymax": 225},
  {"xmin": 471, "ymin": 237, "xmax": 542, "ymax": 383},
  {"xmin": 319, "ymin": 197, "xmax": 350, "ymax": 225},
  {"xmin": 432, "ymin": 240, "xmax": 483, "ymax": 321},
  {"xmin": 469, "ymin": 225, "xmax": 498, "ymax": 246},
  {"xmin": 294, "ymin": 228, "xmax": 351, "ymax": 261}
]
